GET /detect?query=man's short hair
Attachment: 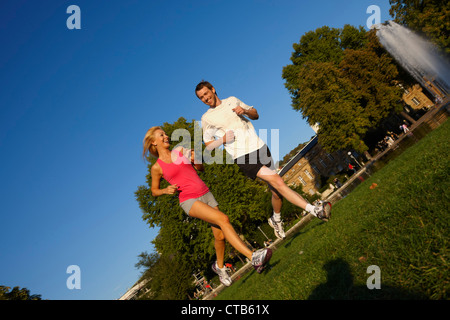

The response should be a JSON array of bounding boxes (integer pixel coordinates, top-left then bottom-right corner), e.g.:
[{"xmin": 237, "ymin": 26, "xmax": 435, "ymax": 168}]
[{"xmin": 195, "ymin": 80, "xmax": 217, "ymax": 96}]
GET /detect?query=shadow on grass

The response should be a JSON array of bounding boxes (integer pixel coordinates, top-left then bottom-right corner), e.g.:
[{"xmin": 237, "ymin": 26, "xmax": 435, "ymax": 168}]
[{"xmin": 308, "ymin": 258, "xmax": 427, "ymax": 300}]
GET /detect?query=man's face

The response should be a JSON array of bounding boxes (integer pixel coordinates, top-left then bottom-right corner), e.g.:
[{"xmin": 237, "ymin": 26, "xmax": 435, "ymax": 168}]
[{"xmin": 196, "ymin": 86, "xmax": 217, "ymax": 107}]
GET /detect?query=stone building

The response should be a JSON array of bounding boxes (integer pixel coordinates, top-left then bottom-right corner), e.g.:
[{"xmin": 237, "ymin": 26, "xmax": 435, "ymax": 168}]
[
  {"xmin": 278, "ymin": 135, "xmax": 349, "ymax": 196},
  {"xmin": 401, "ymin": 83, "xmax": 434, "ymax": 111}
]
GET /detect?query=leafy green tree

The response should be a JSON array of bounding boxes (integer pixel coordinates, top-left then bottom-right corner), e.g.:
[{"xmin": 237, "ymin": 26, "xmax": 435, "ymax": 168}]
[
  {"xmin": 389, "ymin": 0, "xmax": 450, "ymax": 54},
  {"xmin": 282, "ymin": 25, "xmax": 403, "ymax": 152},
  {"xmin": 0, "ymin": 286, "xmax": 42, "ymax": 300},
  {"xmin": 136, "ymin": 254, "xmax": 193, "ymax": 300},
  {"xmin": 135, "ymin": 251, "xmax": 160, "ymax": 276},
  {"xmin": 339, "ymin": 31, "xmax": 403, "ymax": 129}
]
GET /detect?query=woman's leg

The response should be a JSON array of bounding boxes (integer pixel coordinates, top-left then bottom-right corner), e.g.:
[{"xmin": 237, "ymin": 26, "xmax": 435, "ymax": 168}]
[{"xmin": 189, "ymin": 201, "xmax": 253, "ymax": 260}]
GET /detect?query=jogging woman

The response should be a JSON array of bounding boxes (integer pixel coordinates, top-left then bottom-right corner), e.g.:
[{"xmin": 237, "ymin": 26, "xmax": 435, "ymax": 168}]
[{"xmin": 143, "ymin": 126, "xmax": 272, "ymax": 286}]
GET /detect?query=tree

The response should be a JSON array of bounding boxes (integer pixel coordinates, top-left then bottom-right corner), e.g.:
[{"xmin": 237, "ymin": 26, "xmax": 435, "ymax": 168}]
[
  {"xmin": 135, "ymin": 251, "xmax": 159, "ymax": 275},
  {"xmin": 282, "ymin": 25, "xmax": 403, "ymax": 153},
  {"xmin": 136, "ymin": 253, "xmax": 193, "ymax": 300},
  {"xmin": 389, "ymin": 0, "xmax": 450, "ymax": 54},
  {"xmin": 339, "ymin": 31, "xmax": 403, "ymax": 129},
  {"xmin": 0, "ymin": 286, "xmax": 42, "ymax": 300}
]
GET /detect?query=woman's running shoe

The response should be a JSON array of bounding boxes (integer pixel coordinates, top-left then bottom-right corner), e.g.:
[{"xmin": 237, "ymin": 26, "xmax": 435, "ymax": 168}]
[
  {"xmin": 251, "ymin": 248, "xmax": 272, "ymax": 273},
  {"xmin": 212, "ymin": 261, "xmax": 232, "ymax": 287}
]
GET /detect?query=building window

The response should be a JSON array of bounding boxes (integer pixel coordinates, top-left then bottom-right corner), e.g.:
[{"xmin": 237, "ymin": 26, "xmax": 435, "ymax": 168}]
[
  {"xmin": 412, "ymin": 97, "xmax": 420, "ymax": 105},
  {"xmin": 311, "ymin": 164, "xmax": 320, "ymax": 174},
  {"xmin": 326, "ymin": 153, "xmax": 334, "ymax": 161},
  {"xmin": 304, "ymin": 169, "xmax": 313, "ymax": 180},
  {"xmin": 318, "ymin": 158, "xmax": 327, "ymax": 168},
  {"xmin": 298, "ymin": 176, "xmax": 307, "ymax": 186}
]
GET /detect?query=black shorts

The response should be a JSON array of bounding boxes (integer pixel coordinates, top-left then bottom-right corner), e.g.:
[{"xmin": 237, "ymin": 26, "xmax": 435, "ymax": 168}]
[{"xmin": 234, "ymin": 145, "xmax": 276, "ymax": 180}]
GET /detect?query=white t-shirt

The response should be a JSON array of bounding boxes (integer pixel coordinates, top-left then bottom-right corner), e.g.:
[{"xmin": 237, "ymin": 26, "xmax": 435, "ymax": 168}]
[{"xmin": 201, "ymin": 96, "xmax": 265, "ymax": 159}]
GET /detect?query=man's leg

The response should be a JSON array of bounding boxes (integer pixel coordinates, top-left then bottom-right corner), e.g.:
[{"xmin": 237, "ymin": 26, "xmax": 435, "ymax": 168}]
[
  {"xmin": 257, "ymin": 166, "xmax": 331, "ymax": 221},
  {"xmin": 266, "ymin": 184, "xmax": 285, "ymax": 239},
  {"xmin": 258, "ymin": 166, "xmax": 310, "ymax": 209},
  {"xmin": 211, "ymin": 224, "xmax": 226, "ymax": 269}
]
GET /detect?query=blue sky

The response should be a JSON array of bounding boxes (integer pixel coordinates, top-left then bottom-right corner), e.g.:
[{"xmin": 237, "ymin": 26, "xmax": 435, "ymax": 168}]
[{"xmin": 0, "ymin": 0, "xmax": 393, "ymax": 300}]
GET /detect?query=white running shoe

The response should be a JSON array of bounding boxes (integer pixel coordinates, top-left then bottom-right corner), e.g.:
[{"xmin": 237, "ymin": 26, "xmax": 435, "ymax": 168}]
[
  {"xmin": 268, "ymin": 216, "xmax": 286, "ymax": 239},
  {"xmin": 251, "ymin": 248, "xmax": 272, "ymax": 273},
  {"xmin": 211, "ymin": 261, "xmax": 232, "ymax": 287},
  {"xmin": 314, "ymin": 201, "xmax": 332, "ymax": 221}
]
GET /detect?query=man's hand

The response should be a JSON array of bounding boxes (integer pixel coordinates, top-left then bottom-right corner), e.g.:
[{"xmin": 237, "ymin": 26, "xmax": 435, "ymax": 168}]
[
  {"xmin": 205, "ymin": 130, "xmax": 235, "ymax": 151},
  {"xmin": 232, "ymin": 106, "xmax": 259, "ymax": 120},
  {"xmin": 232, "ymin": 106, "xmax": 247, "ymax": 116},
  {"xmin": 222, "ymin": 130, "xmax": 235, "ymax": 144}
]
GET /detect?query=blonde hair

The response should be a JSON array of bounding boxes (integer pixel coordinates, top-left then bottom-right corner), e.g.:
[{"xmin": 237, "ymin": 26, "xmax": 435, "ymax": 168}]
[{"xmin": 142, "ymin": 126, "xmax": 162, "ymax": 160}]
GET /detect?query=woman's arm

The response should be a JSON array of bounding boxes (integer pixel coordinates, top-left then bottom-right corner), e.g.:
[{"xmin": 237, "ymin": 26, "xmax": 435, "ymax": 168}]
[
  {"xmin": 175, "ymin": 146, "xmax": 205, "ymax": 172},
  {"xmin": 150, "ymin": 163, "xmax": 178, "ymax": 196},
  {"xmin": 189, "ymin": 149, "xmax": 205, "ymax": 171}
]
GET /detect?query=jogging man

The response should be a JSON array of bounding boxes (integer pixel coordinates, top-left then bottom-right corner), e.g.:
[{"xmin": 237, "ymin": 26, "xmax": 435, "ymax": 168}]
[{"xmin": 195, "ymin": 81, "xmax": 331, "ymax": 240}]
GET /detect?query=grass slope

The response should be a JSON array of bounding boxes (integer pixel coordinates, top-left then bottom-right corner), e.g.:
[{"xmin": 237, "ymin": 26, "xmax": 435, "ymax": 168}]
[{"xmin": 217, "ymin": 120, "xmax": 449, "ymax": 300}]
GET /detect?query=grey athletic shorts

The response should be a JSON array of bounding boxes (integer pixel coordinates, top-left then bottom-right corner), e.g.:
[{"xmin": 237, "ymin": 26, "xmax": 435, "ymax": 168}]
[{"xmin": 180, "ymin": 191, "xmax": 219, "ymax": 215}]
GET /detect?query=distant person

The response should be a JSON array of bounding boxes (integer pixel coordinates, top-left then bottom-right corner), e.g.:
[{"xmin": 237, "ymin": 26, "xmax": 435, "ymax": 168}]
[
  {"xmin": 333, "ymin": 178, "xmax": 342, "ymax": 188},
  {"xmin": 143, "ymin": 126, "xmax": 272, "ymax": 286},
  {"xmin": 195, "ymin": 81, "xmax": 332, "ymax": 241},
  {"xmin": 225, "ymin": 263, "xmax": 235, "ymax": 273},
  {"xmin": 401, "ymin": 123, "xmax": 410, "ymax": 134},
  {"xmin": 348, "ymin": 163, "xmax": 356, "ymax": 174}
]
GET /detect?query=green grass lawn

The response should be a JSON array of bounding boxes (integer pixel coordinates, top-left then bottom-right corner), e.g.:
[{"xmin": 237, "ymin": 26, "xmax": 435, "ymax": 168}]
[{"xmin": 216, "ymin": 119, "xmax": 449, "ymax": 300}]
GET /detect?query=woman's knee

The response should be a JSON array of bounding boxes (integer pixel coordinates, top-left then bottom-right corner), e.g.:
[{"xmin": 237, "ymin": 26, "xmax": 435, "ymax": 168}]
[
  {"xmin": 213, "ymin": 228, "xmax": 225, "ymax": 241},
  {"xmin": 216, "ymin": 212, "xmax": 230, "ymax": 227}
]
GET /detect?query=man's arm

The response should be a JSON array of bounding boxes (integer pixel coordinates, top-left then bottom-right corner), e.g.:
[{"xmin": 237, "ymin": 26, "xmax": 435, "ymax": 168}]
[
  {"xmin": 204, "ymin": 131, "xmax": 235, "ymax": 151},
  {"xmin": 232, "ymin": 106, "xmax": 259, "ymax": 120}
]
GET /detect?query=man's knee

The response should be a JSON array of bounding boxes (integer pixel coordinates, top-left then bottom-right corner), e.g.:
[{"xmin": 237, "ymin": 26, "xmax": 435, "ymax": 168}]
[{"xmin": 265, "ymin": 174, "xmax": 285, "ymax": 191}]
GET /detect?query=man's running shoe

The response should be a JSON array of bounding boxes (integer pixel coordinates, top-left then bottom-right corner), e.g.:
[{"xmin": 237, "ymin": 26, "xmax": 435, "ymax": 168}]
[
  {"xmin": 251, "ymin": 248, "xmax": 272, "ymax": 274},
  {"xmin": 268, "ymin": 216, "xmax": 286, "ymax": 239},
  {"xmin": 212, "ymin": 261, "xmax": 232, "ymax": 287},
  {"xmin": 314, "ymin": 201, "xmax": 332, "ymax": 222}
]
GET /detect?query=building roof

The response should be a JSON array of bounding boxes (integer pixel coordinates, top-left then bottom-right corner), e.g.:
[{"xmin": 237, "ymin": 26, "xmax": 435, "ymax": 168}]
[{"xmin": 278, "ymin": 135, "xmax": 318, "ymax": 177}]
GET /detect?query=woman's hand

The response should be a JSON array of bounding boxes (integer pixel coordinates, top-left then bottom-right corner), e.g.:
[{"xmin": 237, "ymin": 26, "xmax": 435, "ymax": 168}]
[{"xmin": 165, "ymin": 184, "xmax": 178, "ymax": 195}]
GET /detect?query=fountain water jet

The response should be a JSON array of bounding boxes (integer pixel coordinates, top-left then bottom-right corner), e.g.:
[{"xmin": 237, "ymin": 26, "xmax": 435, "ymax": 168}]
[{"xmin": 376, "ymin": 21, "xmax": 450, "ymax": 99}]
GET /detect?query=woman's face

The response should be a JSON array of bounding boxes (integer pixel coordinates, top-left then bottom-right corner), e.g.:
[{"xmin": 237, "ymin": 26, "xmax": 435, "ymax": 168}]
[{"xmin": 153, "ymin": 129, "xmax": 170, "ymax": 148}]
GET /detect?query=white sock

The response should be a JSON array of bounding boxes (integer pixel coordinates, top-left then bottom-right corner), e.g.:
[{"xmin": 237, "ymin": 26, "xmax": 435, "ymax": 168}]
[
  {"xmin": 305, "ymin": 204, "xmax": 317, "ymax": 217},
  {"xmin": 272, "ymin": 212, "xmax": 281, "ymax": 222}
]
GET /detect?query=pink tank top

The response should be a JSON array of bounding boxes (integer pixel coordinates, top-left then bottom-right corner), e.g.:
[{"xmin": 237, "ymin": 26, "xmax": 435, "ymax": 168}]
[{"xmin": 157, "ymin": 150, "xmax": 209, "ymax": 203}]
